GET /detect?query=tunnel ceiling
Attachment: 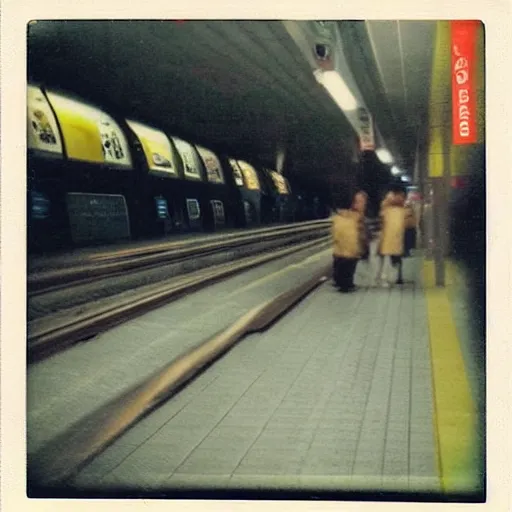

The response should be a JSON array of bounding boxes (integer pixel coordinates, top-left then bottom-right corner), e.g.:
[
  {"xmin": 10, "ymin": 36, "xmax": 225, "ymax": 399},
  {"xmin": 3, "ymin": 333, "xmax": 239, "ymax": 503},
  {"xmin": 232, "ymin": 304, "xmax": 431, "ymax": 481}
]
[
  {"xmin": 28, "ymin": 20, "xmax": 437, "ymax": 184},
  {"xmin": 339, "ymin": 20, "xmax": 436, "ymax": 172},
  {"xmin": 27, "ymin": 20, "xmax": 358, "ymax": 187}
]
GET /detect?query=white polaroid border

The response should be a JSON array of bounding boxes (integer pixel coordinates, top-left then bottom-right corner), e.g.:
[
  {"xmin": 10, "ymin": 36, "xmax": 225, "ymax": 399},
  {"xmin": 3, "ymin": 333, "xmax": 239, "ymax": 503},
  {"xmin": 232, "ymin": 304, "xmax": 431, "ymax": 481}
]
[{"xmin": 1, "ymin": 2, "xmax": 511, "ymax": 512}]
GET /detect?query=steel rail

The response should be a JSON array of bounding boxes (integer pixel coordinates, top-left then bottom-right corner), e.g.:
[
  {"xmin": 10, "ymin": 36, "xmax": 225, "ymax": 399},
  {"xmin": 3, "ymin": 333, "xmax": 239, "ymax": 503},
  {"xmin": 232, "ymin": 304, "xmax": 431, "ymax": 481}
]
[
  {"xmin": 29, "ymin": 220, "xmax": 330, "ymax": 294},
  {"xmin": 28, "ymin": 237, "xmax": 331, "ymax": 362}
]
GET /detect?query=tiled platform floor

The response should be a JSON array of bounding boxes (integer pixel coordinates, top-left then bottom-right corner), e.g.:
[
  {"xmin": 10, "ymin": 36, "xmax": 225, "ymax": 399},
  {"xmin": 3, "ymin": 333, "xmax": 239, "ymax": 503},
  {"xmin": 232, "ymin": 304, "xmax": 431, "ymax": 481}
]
[{"xmin": 66, "ymin": 256, "xmax": 440, "ymax": 494}]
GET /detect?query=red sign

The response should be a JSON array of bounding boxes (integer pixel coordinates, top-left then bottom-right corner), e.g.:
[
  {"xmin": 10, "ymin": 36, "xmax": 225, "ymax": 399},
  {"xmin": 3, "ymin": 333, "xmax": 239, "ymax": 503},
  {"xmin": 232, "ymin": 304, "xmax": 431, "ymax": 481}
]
[
  {"xmin": 451, "ymin": 20, "xmax": 478, "ymax": 145},
  {"xmin": 451, "ymin": 176, "xmax": 468, "ymax": 189},
  {"xmin": 407, "ymin": 191, "xmax": 422, "ymax": 202}
]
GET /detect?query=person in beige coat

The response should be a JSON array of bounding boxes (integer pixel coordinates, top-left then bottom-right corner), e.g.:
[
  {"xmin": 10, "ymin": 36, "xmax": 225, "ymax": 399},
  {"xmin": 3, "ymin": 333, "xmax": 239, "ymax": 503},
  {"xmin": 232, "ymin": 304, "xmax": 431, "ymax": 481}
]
[
  {"xmin": 331, "ymin": 190, "xmax": 367, "ymax": 292},
  {"xmin": 377, "ymin": 187, "xmax": 416, "ymax": 286}
]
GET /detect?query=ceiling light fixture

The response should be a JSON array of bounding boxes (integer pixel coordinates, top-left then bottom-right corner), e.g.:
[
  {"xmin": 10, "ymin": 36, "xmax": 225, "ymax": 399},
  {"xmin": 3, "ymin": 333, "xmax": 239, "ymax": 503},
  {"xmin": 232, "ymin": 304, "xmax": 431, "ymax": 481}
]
[
  {"xmin": 376, "ymin": 148, "xmax": 393, "ymax": 164},
  {"xmin": 314, "ymin": 69, "xmax": 358, "ymax": 112},
  {"xmin": 401, "ymin": 175, "xmax": 411, "ymax": 183},
  {"xmin": 391, "ymin": 165, "xmax": 401, "ymax": 176}
]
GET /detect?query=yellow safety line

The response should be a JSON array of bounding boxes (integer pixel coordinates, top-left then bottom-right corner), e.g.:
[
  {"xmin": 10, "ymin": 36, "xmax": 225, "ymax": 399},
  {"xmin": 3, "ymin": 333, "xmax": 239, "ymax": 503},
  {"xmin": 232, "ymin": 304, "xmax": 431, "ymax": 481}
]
[{"xmin": 423, "ymin": 259, "xmax": 479, "ymax": 494}]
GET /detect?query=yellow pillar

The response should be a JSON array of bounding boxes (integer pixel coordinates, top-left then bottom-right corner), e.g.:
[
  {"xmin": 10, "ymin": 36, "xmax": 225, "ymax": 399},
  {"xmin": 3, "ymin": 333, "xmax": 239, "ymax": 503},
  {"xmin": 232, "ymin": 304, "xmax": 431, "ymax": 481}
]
[
  {"xmin": 426, "ymin": 21, "xmax": 451, "ymax": 283},
  {"xmin": 428, "ymin": 21, "xmax": 451, "ymax": 179}
]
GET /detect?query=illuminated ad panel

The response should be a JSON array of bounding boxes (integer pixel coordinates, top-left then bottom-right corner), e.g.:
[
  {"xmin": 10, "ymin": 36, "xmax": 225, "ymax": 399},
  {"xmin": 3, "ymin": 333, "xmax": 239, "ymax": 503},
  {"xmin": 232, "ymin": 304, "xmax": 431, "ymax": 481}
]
[
  {"xmin": 237, "ymin": 161, "xmax": 260, "ymax": 191},
  {"xmin": 172, "ymin": 137, "xmax": 203, "ymax": 180},
  {"xmin": 269, "ymin": 170, "xmax": 289, "ymax": 195},
  {"xmin": 127, "ymin": 120, "xmax": 177, "ymax": 174},
  {"xmin": 46, "ymin": 91, "xmax": 132, "ymax": 166},
  {"xmin": 196, "ymin": 145, "xmax": 225, "ymax": 184},
  {"xmin": 228, "ymin": 159, "xmax": 245, "ymax": 187},
  {"xmin": 27, "ymin": 85, "xmax": 63, "ymax": 155},
  {"xmin": 451, "ymin": 20, "xmax": 479, "ymax": 145}
]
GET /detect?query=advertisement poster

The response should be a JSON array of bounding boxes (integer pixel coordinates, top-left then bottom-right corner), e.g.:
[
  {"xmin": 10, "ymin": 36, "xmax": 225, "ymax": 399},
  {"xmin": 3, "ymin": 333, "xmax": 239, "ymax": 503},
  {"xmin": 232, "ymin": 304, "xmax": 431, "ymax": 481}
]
[
  {"xmin": 228, "ymin": 159, "xmax": 245, "ymax": 187},
  {"xmin": 127, "ymin": 120, "xmax": 175, "ymax": 173},
  {"xmin": 186, "ymin": 198, "xmax": 201, "ymax": 220},
  {"xmin": 196, "ymin": 145, "xmax": 225, "ymax": 184},
  {"xmin": 97, "ymin": 115, "xmax": 132, "ymax": 167},
  {"xmin": 172, "ymin": 137, "xmax": 203, "ymax": 180},
  {"xmin": 47, "ymin": 91, "xmax": 131, "ymax": 166},
  {"xmin": 237, "ymin": 161, "xmax": 260, "ymax": 191},
  {"xmin": 269, "ymin": 170, "xmax": 289, "ymax": 195},
  {"xmin": 66, "ymin": 192, "xmax": 131, "ymax": 243},
  {"xmin": 210, "ymin": 199, "xmax": 226, "ymax": 225},
  {"xmin": 27, "ymin": 85, "xmax": 63, "ymax": 155}
]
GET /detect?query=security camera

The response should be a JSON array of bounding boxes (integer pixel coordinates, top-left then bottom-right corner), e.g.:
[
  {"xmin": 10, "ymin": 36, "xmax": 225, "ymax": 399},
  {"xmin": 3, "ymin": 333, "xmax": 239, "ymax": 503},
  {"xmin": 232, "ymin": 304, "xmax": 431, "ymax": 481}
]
[{"xmin": 314, "ymin": 44, "xmax": 331, "ymax": 60}]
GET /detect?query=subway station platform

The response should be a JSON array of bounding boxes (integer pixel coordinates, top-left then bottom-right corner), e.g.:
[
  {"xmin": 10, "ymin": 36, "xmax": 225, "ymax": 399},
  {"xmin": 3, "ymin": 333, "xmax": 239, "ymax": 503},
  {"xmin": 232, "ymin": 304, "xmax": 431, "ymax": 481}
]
[{"xmin": 27, "ymin": 249, "xmax": 483, "ymax": 499}]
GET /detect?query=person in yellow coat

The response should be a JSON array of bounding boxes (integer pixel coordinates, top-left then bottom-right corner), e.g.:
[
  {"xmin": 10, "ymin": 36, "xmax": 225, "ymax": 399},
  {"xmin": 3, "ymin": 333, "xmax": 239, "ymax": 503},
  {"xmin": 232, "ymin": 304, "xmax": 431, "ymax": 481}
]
[
  {"xmin": 380, "ymin": 190, "xmax": 395, "ymax": 210},
  {"xmin": 377, "ymin": 187, "xmax": 416, "ymax": 286},
  {"xmin": 331, "ymin": 190, "xmax": 368, "ymax": 292}
]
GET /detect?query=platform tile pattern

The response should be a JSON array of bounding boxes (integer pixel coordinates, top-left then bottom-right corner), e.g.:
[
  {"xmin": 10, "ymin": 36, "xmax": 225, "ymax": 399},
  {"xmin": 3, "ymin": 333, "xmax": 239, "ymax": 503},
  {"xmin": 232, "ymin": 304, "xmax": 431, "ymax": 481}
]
[{"xmin": 71, "ymin": 258, "xmax": 440, "ymax": 493}]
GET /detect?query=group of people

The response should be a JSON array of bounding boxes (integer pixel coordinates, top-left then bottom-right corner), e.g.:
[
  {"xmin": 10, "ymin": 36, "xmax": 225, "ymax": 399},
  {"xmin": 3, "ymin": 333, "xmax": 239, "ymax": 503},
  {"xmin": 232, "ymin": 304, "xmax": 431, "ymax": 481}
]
[{"xmin": 331, "ymin": 185, "xmax": 417, "ymax": 292}]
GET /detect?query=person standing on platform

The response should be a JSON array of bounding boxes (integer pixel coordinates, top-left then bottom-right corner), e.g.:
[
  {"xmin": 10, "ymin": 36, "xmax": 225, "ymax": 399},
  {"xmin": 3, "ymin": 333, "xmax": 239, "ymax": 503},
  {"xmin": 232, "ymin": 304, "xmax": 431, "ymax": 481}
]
[
  {"xmin": 363, "ymin": 213, "xmax": 383, "ymax": 287},
  {"xmin": 331, "ymin": 190, "xmax": 367, "ymax": 293},
  {"xmin": 403, "ymin": 199, "xmax": 418, "ymax": 257},
  {"xmin": 361, "ymin": 190, "xmax": 394, "ymax": 287},
  {"xmin": 377, "ymin": 186, "xmax": 416, "ymax": 286}
]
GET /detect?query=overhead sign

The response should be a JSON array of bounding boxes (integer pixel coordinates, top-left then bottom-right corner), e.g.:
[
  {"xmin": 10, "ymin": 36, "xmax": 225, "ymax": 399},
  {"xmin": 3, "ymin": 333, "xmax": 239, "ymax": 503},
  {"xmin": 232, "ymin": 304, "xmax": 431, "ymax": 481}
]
[
  {"xmin": 269, "ymin": 170, "xmax": 289, "ymax": 195},
  {"xmin": 27, "ymin": 85, "xmax": 63, "ymax": 155},
  {"xmin": 237, "ymin": 161, "xmax": 260, "ymax": 191},
  {"xmin": 451, "ymin": 20, "xmax": 478, "ymax": 145},
  {"xmin": 196, "ymin": 145, "xmax": 225, "ymax": 184},
  {"xmin": 228, "ymin": 159, "xmax": 245, "ymax": 187},
  {"xmin": 172, "ymin": 137, "xmax": 203, "ymax": 180},
  {"xmin": 46, "ymin": 91, "xmax": 132, "ymax": 166},
  {"xmin": 127, "ymin": 120, "xmax": 176, "ymax": 174},
  {"xmin": 357, "ymin": 107, "xmax": 375, "ymax": 151}
]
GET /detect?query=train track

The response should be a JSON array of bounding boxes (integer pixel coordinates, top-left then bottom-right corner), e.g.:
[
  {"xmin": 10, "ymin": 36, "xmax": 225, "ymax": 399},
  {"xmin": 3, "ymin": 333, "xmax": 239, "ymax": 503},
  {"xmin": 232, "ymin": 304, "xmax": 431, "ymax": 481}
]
[
  {"xmin": 27, "ymin": 228, "xmax": 329, "ymax": 322},
  {"xmin": 28, "ymin": 224, "xmax": 331, "ymax": 363},
  {"xmin": 28, "ymin": 220, "xmax": 330, "ymax": 294}
]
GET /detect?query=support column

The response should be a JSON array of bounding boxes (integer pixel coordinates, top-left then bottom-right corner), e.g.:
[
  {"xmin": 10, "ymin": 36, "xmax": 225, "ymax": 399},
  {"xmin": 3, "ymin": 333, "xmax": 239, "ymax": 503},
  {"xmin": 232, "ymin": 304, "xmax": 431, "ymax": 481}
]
[
  {"xmin": 426, "ymin": 20, "xmax": 451, "ymax": 286},
  {"xmin": 442, "ymin": 133, "xmax": 452, "ymax": 259},
  {"xmin": 415, "ymin": 124, "xmax": 429, "ymax": 251},
  {"xmin": 429, "ymin": 135, "xmax": 451, "ymax": 287},
  {"xmin": 422, "ymin": 180, "xmax": 435, "ymax": 259},
  {"xmin": 431, "ymin": 178, "xmax": 447, "ymax": 286}
]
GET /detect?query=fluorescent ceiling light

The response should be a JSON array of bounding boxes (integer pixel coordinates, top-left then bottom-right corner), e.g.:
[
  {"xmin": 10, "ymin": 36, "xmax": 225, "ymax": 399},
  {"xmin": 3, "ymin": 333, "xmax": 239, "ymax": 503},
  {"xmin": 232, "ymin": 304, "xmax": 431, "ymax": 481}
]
[
  {"xmin": 376, "ymin": 148, "xmax": 393, "ymax": 164},
  {"xmin": 314, "ymin": 70, "xmax": 358, "ymax": 111},
  {"xmin": 391, "ymin": 165, "xmax": 401, "ymax": 176}
]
